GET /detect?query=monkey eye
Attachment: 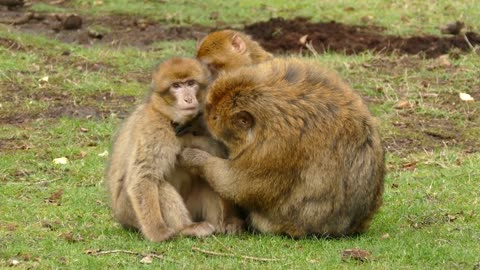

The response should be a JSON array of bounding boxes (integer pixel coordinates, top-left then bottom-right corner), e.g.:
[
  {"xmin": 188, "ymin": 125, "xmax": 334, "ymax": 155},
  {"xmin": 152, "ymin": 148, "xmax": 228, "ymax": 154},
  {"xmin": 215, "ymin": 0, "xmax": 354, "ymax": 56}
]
[
  {"xmin": 172, "ymin": 82, "xmax": 181, "ymax": 89},
  {"xmin": 187, "ymin": 80, "xmax": 196, "ymax": 86}
]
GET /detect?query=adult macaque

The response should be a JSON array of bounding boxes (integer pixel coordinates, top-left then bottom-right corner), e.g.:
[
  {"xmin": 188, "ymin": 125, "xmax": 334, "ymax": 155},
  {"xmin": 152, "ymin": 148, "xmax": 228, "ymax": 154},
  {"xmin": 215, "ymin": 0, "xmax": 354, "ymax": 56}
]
[
  {"xmin": 196, "ymin": 29, "xmax": 273, "ymax": 76},
  {"xmin": 106, "ymin": 57, "xmax": 242, "ymax": 242},
  {"xmin": 181, "ymin": 58, "xmax": 385, "ymax": 237}
]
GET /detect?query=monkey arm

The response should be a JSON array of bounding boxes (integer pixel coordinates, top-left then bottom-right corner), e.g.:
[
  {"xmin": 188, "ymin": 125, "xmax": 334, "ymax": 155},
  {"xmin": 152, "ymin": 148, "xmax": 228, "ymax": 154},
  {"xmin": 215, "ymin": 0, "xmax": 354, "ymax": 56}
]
[
  {"xmin": 180, "ymin": 135, "xmax": 227, "ymax": 158},
  {"xmin": 180, "ymin": 148, "xmax": 237, "ymax": 201}
]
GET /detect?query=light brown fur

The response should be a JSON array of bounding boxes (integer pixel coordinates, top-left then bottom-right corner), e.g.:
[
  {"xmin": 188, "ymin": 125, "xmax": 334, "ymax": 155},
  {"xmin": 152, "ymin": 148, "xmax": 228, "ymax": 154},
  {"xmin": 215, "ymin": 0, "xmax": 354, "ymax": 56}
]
[
  {"xmin": 106, "ymin": 57, "xmax": 243, "ymax": 242},
  {"xmin": 196, "ymin": 29, "xmax": 273, "ymax": 75},
  {"xmin": 181, "ymin": 58, "xmax": 385, "ymax": 237}
]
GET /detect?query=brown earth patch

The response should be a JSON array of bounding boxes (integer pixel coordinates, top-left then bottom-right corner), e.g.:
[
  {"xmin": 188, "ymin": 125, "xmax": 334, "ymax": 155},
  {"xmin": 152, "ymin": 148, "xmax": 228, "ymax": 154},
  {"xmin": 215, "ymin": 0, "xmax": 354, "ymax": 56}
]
[
  {"xmin": 244, "ymin": 17, "xmax": 480, "ymax": 58},
  {"xmin": 2, "ymin": 8, "xmax": 480, "ymax": 57},
  {"xmin": 0, "ymin": 83, "xmax": 136, "ymax": 124}
]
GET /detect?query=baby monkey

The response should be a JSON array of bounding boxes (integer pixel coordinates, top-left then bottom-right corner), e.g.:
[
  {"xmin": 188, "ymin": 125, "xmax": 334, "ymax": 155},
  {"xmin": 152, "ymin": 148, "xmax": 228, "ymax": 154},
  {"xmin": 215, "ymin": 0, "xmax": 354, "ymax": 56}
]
[
  {"xmin": 181, "ymin": 58, "xmax": 385, "ymax": 238},
  {"xmin": 106, "ymin": 57, "xmax": 242, "ymax": 242},
  {"xmin": 196, "ymin": 29, "xmax": 273, "ymax": 76}
]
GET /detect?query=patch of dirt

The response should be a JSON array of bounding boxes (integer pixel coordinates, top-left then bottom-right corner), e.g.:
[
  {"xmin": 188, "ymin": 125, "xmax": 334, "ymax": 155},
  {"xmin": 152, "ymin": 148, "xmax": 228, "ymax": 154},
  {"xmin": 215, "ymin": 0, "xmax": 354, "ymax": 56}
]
[
  {"xmin": 0, "ymin": 10, "xmax": 211, "ymax": 47},
  {"xmin": 244, "ymin": 17, "xmax": 480, "ymax": 58},
  {"xmin": 2, "ymin": 8, "xmax": 480, "ymax": 57},
  {"xmin": 0, "ymin": 82, "xmax": 136, "ymax": 124}
]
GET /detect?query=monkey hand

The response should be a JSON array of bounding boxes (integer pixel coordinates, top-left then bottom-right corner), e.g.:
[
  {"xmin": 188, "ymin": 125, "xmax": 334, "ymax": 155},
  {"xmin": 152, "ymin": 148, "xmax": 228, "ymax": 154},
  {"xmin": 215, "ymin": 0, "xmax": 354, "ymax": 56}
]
[{"xmin": 180, "ymin": 147, "xmax": 211, "ymax": 168}]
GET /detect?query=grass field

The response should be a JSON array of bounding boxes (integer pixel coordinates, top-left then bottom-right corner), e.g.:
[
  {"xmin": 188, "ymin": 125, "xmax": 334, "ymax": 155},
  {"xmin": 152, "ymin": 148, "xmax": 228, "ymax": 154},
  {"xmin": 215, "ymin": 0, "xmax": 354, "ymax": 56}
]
[{"xmin": 1, "ymin": 0, "xmax": 479, "ymax": 269}]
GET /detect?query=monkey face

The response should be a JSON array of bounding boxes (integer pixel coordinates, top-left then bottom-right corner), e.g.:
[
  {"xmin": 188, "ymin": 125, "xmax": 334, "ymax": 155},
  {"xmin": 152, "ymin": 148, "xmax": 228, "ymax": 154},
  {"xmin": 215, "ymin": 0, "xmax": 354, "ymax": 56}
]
[{"xmin": 152, "ymin": 57, "xmax": 210, "ymax": 124}]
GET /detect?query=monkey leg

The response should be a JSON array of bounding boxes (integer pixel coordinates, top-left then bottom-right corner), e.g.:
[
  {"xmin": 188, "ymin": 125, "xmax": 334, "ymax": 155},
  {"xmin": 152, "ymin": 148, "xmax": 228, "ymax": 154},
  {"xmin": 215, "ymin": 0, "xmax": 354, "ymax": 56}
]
[
  {"xmin": 157, "ymin": 181, "xmax": 215, "ymax": 238},
  {"xmin": 127, "ymin": 180, "xmax": 175, "ymax": 242},
  {"xmin": 186, "ymin": 180, "xmax": 244, "ymax": 234}
]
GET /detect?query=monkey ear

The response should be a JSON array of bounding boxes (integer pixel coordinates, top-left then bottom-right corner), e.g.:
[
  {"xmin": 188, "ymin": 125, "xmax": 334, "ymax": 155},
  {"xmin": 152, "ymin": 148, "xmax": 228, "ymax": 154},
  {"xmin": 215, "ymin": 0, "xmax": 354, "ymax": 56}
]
[
  {"xmin": 231, "ymin": 34, "xmax": 247, "ymax": 54},
  {"xmin": 233, "ymin": 111, "xmax": 254, "ymax": 129}
]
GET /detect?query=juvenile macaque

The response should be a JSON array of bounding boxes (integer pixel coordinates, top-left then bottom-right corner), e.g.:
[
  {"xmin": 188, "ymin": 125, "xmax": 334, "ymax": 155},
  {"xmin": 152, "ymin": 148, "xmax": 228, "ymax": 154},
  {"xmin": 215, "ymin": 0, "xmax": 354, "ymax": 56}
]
[
  {"xmin": 196, "ymin": 29, "xmax": 273, "ymax": 76},
  {"xmin": 181, "ymin": 58, "xmax": 385, "ymax": 237},
  {"xmin": 106, "ymin": 57, "xmax": 242, "ymax": 242}
]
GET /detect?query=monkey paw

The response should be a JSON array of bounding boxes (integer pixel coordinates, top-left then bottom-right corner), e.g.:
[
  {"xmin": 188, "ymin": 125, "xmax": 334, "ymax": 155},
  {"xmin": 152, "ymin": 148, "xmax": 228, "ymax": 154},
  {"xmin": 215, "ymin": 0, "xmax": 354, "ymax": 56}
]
[
  {"xmin": 143, "ymin": 227, "xmax": 176, "ymax": 242},
  {"xmin": 180, "ymin": 147, "xmax": 210, "ymax": 167},
  {"xmin": 224, "ymin": 217, "xmax": 245, "ymax": 235},
  {"xmin": 180, "ymin": 221, "xmax": 215, "ymax": 238}
]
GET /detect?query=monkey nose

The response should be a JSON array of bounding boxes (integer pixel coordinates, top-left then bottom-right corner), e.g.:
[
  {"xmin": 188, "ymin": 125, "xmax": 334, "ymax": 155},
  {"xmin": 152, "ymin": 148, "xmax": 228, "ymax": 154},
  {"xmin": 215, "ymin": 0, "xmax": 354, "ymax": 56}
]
[{"xmin": 184, "ymin": 97, "xmax": 193, "ymax": 103}]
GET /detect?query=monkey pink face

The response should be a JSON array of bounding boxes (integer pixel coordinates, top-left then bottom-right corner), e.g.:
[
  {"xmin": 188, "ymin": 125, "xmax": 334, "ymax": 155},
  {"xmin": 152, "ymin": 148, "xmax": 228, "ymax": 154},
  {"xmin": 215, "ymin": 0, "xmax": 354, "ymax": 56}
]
[{"xmin": 170, "ymin": 79, "xmax": 202, "ymax": 120}]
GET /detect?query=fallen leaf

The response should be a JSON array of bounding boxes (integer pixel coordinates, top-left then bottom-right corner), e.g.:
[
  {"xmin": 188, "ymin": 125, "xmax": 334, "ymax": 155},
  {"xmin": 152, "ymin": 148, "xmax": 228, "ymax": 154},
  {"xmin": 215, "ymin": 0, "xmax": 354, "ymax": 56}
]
[
  {"xmin": 53, "ymin": 157, "xmax": 69, "ymax": 165},
  {"xmin": 140, "ymin": 255, "xmax": 153, "ymax": 264},
  {"xmin": 341, "ymin": 248, "xmax": 372, "ymax": 262},
  {"xmin": 402, "ymin": 161, "xmax": 417, "ymax": 170},
  {"xmin": 39, "ymin": 76, "xmax": 49, "ymax": 83},
  {"xmin": 80, "ymin": 151, "xmax": 87, "ymax": 158},
  {"xmin": 361, "ymin": 15, "xmax": 373, "ymax": 24},
  {"xmin": 45, "ymin": 189, "xmax": 64, "ymax": 203},
  {"xmin": 299, "ymin": 35, "xmax": 308, "ymax": 45},
  {"xmin": 381, "ymin": 233, "xmax": 390, "ymax": 239},
  {"xmin": 440, "ymin": 21, "xmax": 465, "ymax": 35},
  {"xmin": 80, "ymin": 127, "xmax": 89, "ymax": 133},
  {"xmin": 8, "ymin": 259, "xmax": 20, "ymax": 266},
  {"xmin": 98, "ymin": 150, "xmax": 109, "ymax": 157},
  {"xmin": 394, "ymin": 100, "xmax": 413, "ymax": 109},
  {"xmin": 459, "ymin": 92, "xmax": 474, "ymax": 101},
  {"xmin": 446, "ymin": 214, "xmax": 457, "ymax": 222},
  {"xmin": 429, "ymin": 54, "xmax": 451, "ymax": 69}
]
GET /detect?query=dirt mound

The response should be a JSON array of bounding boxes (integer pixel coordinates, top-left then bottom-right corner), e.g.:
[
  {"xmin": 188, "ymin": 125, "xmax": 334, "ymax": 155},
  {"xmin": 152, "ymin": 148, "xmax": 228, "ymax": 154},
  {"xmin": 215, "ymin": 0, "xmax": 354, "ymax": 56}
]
[{"xmin": 244, "ymin": 17, "xmax": 480, "ymax": 58}]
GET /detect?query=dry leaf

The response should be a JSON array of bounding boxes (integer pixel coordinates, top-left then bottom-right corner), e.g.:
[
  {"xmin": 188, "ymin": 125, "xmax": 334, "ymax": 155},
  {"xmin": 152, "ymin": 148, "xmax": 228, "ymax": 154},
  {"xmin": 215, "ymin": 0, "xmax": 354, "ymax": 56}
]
[
  {"xmin": 430, "ymin": 54, "xmax": 452, "ymax": 68},
  {"xmin": 446, "ymin": 214, "xmax": 457, "ymax": 222},
  {"xmin": 8, "ymin": 259, "xmax": 20, "ymax": 266},
  {"xmin": 39, "ymin": 76, "xmax": 49, "ymax": 83},
  {"xmin": 341, "ymin": 248, "xmax": 372, "ymax": 262},
  {"xmin": 98, "ymin": 150, "xmax": 109, "ymax": 157},
  {"xmin": 80, "ymin": 127, "xmax": 89, "ymax": 133},
  {"xmin": 440, "ymin": 21, "xmax": 465, "ymax": 35},
  {"xmin": 45, "ymin": 189, "xmax": 64, "ymax": 203},
  {"xmin": 459, "ymin": 93, "xmax": 474, "ymax": 101},
  {"xmin": 299, "ymin": 35, "xmax": 308, "ymax": 45},
  {"xmin": 53, "ymin": 157, "xmax": 69, "ymax": 165},
  {"xmin": 394, "ymin": 100, "xmax": 413, "ymax": 109},
  {"xmin": 140, "ymin": 255, "xmax": 153, "ymax": 264},
  {"xmin": 80, "ymin": 151, "xmax": 87, "ymax": 158},
  {"xmin": 381, "ymin": 233, "xmax": 390, "ymax": 239}
]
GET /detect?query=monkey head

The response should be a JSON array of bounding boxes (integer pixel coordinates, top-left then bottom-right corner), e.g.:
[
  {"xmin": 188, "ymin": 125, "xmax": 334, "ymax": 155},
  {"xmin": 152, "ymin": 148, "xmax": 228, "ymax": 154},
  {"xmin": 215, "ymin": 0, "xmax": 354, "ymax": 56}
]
[
  {"xmin": 205, "ymin": 72, "xmax": 263, "ymax": 158},
  {"xmin": 196, "ymin": 30, "xmax": 272, "ymax": 77},
  {"xmin": 151, "ymin": 57, "xmax": 211, "ymax": 125}
]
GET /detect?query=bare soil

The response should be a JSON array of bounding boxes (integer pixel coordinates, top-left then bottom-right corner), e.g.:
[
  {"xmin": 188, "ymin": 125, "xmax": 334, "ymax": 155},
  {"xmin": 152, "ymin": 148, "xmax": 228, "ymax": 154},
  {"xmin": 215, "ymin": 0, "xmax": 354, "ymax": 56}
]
[{"xmin": 1, "ymin": 9, "xmax": 479, "ymax": 56}]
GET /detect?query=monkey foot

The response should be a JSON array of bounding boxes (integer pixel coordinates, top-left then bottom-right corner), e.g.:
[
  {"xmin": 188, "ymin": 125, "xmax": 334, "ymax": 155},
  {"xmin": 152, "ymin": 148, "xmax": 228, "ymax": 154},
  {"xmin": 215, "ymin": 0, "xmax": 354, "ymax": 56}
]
[
  {"xmin": 180, "ymin": 221, "xmax": 215, "ymax": 238},
  {"xmin": 143, "ymin": 227, "xmax": 176, "ymax": 242},
  {"xmin": 223, "ymin": 217, "xmax": 245, "ymax": 234}
]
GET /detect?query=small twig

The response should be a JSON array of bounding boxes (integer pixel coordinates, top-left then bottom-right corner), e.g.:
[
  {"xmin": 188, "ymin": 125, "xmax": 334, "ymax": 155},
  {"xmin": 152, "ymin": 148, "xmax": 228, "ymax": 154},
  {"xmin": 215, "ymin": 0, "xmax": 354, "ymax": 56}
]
[
  {"xmin": 305, "ymin": 41, "xmax": 319, "ymax": 56},
  {"xmin": 85, "ymin": 249, "xmax": 177, "ymax": 264},
  {"xmin": 192, "ymin": 246, "xmax": 281, "ymax": 262},
  {"xmin": 211, "ymin": 235, "xmax": 233, "ymax": 252},
  {"xmin": 463, "ymin": 33, "xmax": 475, "ymax": 51}
]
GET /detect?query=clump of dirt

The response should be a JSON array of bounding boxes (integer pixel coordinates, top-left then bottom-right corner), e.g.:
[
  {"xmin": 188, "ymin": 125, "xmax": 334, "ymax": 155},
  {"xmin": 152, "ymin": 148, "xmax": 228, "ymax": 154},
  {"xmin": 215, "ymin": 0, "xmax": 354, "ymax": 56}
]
[{"xmin": 244, "ymin": 17, "xmax": 480, "ymax": 58}]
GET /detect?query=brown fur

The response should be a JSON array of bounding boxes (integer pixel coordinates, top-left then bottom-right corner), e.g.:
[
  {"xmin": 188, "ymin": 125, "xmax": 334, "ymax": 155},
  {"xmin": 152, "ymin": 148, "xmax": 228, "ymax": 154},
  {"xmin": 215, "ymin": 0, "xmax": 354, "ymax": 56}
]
[
  {"xmin": 196, "ymin": 30, "xmax": 273, "ymax": 75},
  {"xmin": 181, "ymin": 58, "xmax": 385, "ymax": 237},
  {"xmin": 106, "ymin": 57, "xmax": 243, "ymax": 242}
]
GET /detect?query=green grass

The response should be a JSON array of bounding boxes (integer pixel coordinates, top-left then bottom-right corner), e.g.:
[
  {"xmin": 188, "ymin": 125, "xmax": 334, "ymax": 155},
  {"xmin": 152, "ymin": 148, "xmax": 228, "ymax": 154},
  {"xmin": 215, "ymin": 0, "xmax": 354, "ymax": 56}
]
[{"xmin": 1, "ymin": 0, "xmax": 480, "ymax": 269}]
